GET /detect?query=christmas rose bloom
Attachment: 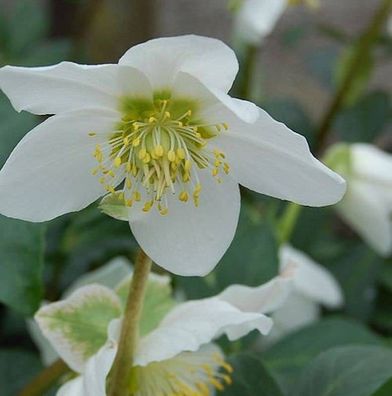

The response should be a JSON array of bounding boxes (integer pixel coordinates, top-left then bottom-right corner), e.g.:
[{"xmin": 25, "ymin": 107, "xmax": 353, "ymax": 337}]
[
  {"xmin": 0, "ymin": 35, "xmax": 345, "ymax": 276},
  {"xmin": 326, "ymin": 143, "xmax": 392, "ymax": 256},
  {"xmin": 233, "ymin": 0, "xmax": 319, "ymax": 44},
  {"xmin": 35, "ymin": 261, "xmax": 293, "ymax": 396},
  {"xmin": 265, "ymin": 245, "xmax": 343, "ymax": 344}
]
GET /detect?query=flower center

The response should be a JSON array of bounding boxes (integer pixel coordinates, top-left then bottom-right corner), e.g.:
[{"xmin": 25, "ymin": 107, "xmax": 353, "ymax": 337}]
[
  {"xmin": 90, "ymin": 93, "xmax": 229, "ymax": 215},
  {"xmin": 132, "ymin": 347, "xmax": 233, "ymax": 396}
]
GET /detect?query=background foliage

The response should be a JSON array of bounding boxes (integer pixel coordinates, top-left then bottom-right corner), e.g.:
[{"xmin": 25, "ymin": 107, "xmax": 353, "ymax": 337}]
[{"xmin": 0, "ymin": 1, "xmax": 391, "ymax": 395}]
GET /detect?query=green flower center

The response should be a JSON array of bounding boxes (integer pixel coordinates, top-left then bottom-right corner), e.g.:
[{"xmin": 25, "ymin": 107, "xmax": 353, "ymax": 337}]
[{"xmin": 90, "ymin": 93, "xmax": 229, "ymax": 215}]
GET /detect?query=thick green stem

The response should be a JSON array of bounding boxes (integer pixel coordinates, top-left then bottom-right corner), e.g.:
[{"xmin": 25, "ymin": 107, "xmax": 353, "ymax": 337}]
[
  {"xmin": 237, "ymin": 44, "xmax": 258, "ymax": 99},
  {"xmin": 108, "ymin": 249, "xmax": 152, "ymax": 396},
  {"xmin": 277, "ymin": 202, "xmax": 302, "ymax": 244},
  {"xmin": 316, "ymin": 0, "xmax": 392, "ymax": 153},
  {"xmin": 18, "ymin": 359, "xmax": 69, "ymax": 396}
]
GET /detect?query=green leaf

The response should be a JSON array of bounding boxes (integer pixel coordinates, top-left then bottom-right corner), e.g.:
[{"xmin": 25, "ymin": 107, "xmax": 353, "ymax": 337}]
[
  {"xmin": 116, "ymin": 273, "xmax": 175, "ymax": 336},
  {"xmin": 222, "ymin": 354, "xmax": 283, "ymax": 396},
  {"xmin": 373, "ymin": 377, "xmax": 392, "ymax": 396},
  {"xmin": 99, "ymin": 192, "xmax": 128, "ymax": 221},
  {"xmin": 36, "ymin": 284, "xmax": 122, "ymax": 371},
  {"xmin": 215, "ymin": 206, "xmax": 279, "ymax": 290},
  {"xmin": 263, "ymin": 318, "xmax": 382, "ymax": 394},
  {"xmin": 334, "ymin": 46, "xmax": 374, "ymax": 106},
  {"xmin": 334, "ymin": 91, "xmax": 390, "ymax": 143},
  {"xmin": 0, "ymin": 93, "xmax": 37, "ymax": 168},
  {"xmin": 291, "ymin": 346, "xmax": 392, "ymax": 396},
  {"xmin": 0, "ymin": 216, "xmax": 45, "ymax": 315},
  {"xmin": 0, "ymin": 349, "xmax": 43, "ymax": 396}
]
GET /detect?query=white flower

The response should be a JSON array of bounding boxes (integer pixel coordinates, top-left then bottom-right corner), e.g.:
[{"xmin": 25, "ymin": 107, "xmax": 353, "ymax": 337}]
[
  {"xmin": 233, "ymin": 0, "xmax": 319, "ymax": 44},
  {"xmin": 266, "ymin": 245, "xmax": 343, "ymax": 343},
  {"xmin": 35, "ymin": 267, "xmax": 293, "ymax": 395},
  {"xmin": 0, "ymin": 35, "xmax": 345, "ymax": 276},
  {"xmin": 326, "ymin": 143, "xmax": 392, "ymax": 256}
]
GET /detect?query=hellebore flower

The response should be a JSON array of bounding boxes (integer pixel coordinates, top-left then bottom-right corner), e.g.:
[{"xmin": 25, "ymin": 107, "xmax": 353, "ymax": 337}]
[
  {"xmin": 265, "ymin": 245, "xmax": 343, "ymax": 344},
  {"xmin": 233, "ymin": 0, "xmax": 319, "ymax": 45},
  {"xmin": 0, "ymin": 35, "xmax": 345, "ymax": 276},
  {"xmin": 326, "ymin": 143, "xmax": 392, "ymax": 256},
  {"xmin": 35, "ymin": 261, "xmax": 293, "ymax": 396}
]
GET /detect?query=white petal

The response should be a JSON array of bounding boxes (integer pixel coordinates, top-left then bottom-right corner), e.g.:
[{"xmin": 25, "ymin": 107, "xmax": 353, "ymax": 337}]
[
  {"xmin": 0, "ymin": 62, "xmax": 152, "ymax": 115},
  {"xmin": 217, "ymin": 273, "xmax": 293, "ymax": 314},
  {"xmin": 235, "ymin": 0, "xmax": 287, "ymax": 44},
  {"xmin": 351, "ymin": 144, "xmax": 392, "ymax": 185},
  {"xmin": 337, "ymin": 179, "xmax": 392, "ymax": 256},
  {"xmin": 119, "ymin": 35, "xmax": 239, "ymax": 93},
  {"xmin": 26, "ymin": 319, "xmax": 58, "ymax": 366},
  {"xmin": 280, "ymin": 245, "xmax": 343, "ymax": 308},
  {"xmin": 0, "ymin": 109, "xmax": 121, "ymax": 222},
  {"xmin": 174, "ymin": 72, "xmax": 259, "ymax": 123},
  {"xmin": 128, "ymin": 172, "xmax": 240, "ymax": 276},
  {"xmin": 82, "ymin": 345, "xmax": 116, "ymax": 396},
  {"xmin": 267, "ymin": 292, "xmax": 320, "ymax": 344},
  {"xmin": 206, "ymin": 105, "xmax": 346, "ymax": 206},
  {"xmin": 57, "ymin": 377, "xmax": 84, "ymax": 396},
  {"xmin": 134, "ymin": 298, "xmax": 272, "ymax": 366}
]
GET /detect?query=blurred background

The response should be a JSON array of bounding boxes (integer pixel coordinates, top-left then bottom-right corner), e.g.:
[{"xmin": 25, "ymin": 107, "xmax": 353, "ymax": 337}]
[{"xmin": 0, "ymin": 1, "xmax": 391, "ymax": 395}]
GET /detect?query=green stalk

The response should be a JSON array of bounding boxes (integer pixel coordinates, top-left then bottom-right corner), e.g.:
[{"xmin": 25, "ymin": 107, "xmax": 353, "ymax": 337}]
[
  {"xmin": 107, "ymin": 249, "xmax": 152, "ymax": 396},
  {"xmin": 315, "ymin": 0, "xmax": 392, "ymax": 153},
  {"xmin": 18, "ymin": 359, "xmax": 69, "ymax": 396}
]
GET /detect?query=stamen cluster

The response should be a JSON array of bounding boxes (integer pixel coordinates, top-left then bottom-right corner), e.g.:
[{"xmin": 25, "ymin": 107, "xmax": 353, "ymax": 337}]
[{"xmin": 90, "ymin": 95, "xmax": 229, "ymax": 215}]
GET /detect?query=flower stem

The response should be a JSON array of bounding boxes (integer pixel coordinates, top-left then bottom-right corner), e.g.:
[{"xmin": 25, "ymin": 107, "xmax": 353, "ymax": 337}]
[
  {"xmin": 237, "ymin": 44, "xmax": 258, "ymax": 99},
  {"xmin": 315, "ymin": 0, "xmax": 392, "ymax": 153},
  {"xmin": 18, "ymin": 359, "xmax": 69, "ymax": 396},
  {"xmin": 277, "ymin": 202, "xmax": 302, "ymax": 245},
  {"xmin": 108, "ymin": 249, "xmax": 152, "ymax": 396}
]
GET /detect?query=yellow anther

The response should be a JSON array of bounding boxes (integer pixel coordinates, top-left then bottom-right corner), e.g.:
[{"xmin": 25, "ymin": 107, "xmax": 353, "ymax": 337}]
[
  {"xmin": 132, "ymin": 137, "xmax": 140, "ymax": 147},
  {"xmin": 106, "ymin": 186, "xmax": 116, "ymax": 194},
  {"xmin": 183, "ymin": 172, "xmax": 190, "ymax": 182},
  {"xmin": 184, "ymin": 159, "xmax": 192, "ymax": 171},
  {"xmin": 118, "ymin": 192, "xmax": 124, "ymax": 201},
  {"xmin": 214, "ymin": 159, "xmax": 221, "ymax": 167},
  {"xmin": 212, "ymin": 168, "xmax": 219, "ymax": 177},
  {"xmin": 114, "ymin": 157, "xmax": 122, "ymax": 168},
  {"xmin": 125, "ymin": 199, "xmax": 133, "ymax": 207},
  {"xmin": 222, "ymin": 122, "xmax": 229, "ymax": 130},
  {"xmin": 158, "ymin": 204, "xmax": 168, "ymax": 216},
  {"xmin": 143, "ymin": 200, "xmax": 153, "ymax": 212},
  {"xmin": 138, "ymin": 148, "xmax": 147, "ymax": 159},
  {"xmin": 154, "ymin": 145, "xmax": 164, "ymax": 157},
  {"xmin": 91, "ymin": 167, "xmax": 99, "ymax": 176},
  {"xmin": 224, "ymin": 163, "xmax": 230, "ymax": 174},
  {"xmin": 126, "ymin": 178, "xmax": 132, "ymax": 189},
  {"xmin": 99, "ymin": 177, "xmax": 105, "ymax": 184},
  {"xmin": 187, "ymin": 110, "xmax": 192, "ymax": 117},
  {"xmin": 88, "ymin": 132, "xmax": 96, "ymax": 137},
  {"xmin": 179, "ymin": 191, "xmax": 189, "ymax": 202},
  {"xmin": 143, "ymin": 153, "xmax": 151, "ymax": 163},
  {"xmin": 168, "ymin": 150, "xmax": 176, "ymax": 162},
  {"xmin": 164, "ymin": 111, "xmax": 171, "ymax": 118},
  {"xmin": 194, "ymin": 183, "xmax": 202, "ymax": 194},
  {"xmin": 209, "ymin": 378, "xmax": 224, "ymax": 391},
  {"xmin": 215, "ymin": 124, "xmax": 222, "ymax": 132},
  {"xmin": 148, "ymin": 116, "xmax": 156, "ymax": 123},
  {"xmin": 123, "ymin": 136, "xmax": 129, "ymax": 145},
  {"xmin": 133, "ymin": 124, "xmax": 140, "ymax": 132},
  {"xmin": 177, "ymin": 121, "xmax": 183, "ymax": 127},
  {"xmin": 133, "ymin": 191, "xmax": 141, "ymax": 201},
  {"xmin": 108, "ymin": 170, "xmax": 115, "ymax": 178},
  {"xmin": 176, "ymin": 148, "xmax": 186, "ymax": 159},
  {"xmin": 126, "ymin": 162, "xmax": 132, "ymax": 173},
  {"xmin": 222, "ymin": 374, "xmax": 232, "ymax": 385}
]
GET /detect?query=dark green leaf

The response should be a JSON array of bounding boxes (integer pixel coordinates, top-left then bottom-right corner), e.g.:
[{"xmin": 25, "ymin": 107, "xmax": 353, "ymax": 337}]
[
  {"xmin": 373, "ymin": 377, "xmax": 392, "ymax": 396},
  {"xmin": 291, "ymin": 345, "xmax": 392, "ymax": 396},
  {"xmin": 263, "ymin": 318, "xmax": 382, "ymax": 394},
  {"xmin": 0, "ymin": 349, "xmax": 43, "ymax": 396},
  {"xmin": 223, "ymin": 354, "xmax": 283, "ymax": 396},
  {"xmin": 0, "ymin": 216, "xmax": 45, "ymax": 315}
]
